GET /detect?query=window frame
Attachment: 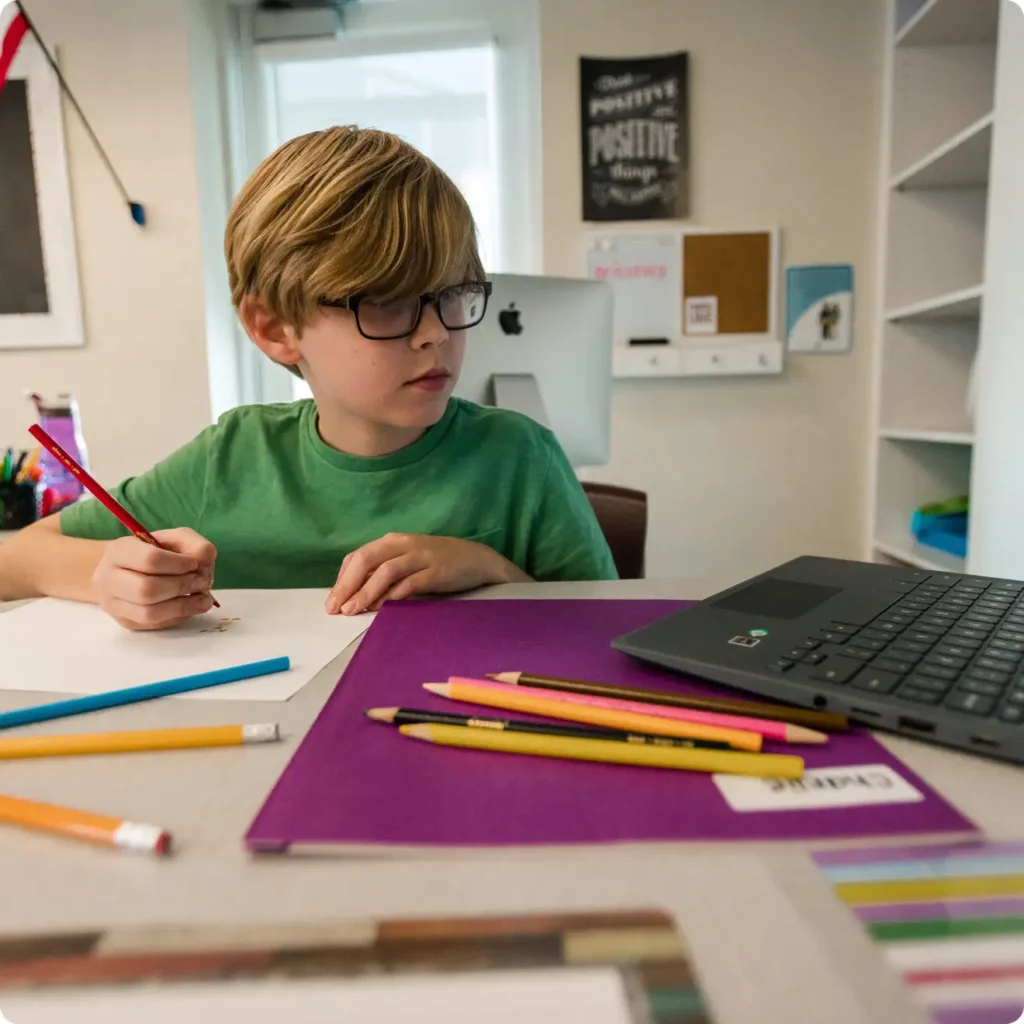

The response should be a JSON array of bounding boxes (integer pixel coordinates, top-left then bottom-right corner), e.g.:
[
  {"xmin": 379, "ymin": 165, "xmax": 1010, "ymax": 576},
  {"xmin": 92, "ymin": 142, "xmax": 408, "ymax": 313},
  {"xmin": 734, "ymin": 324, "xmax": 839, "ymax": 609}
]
[{"xmin": 229, "ymin": 0, "xmax": 541, "ymax": 406}]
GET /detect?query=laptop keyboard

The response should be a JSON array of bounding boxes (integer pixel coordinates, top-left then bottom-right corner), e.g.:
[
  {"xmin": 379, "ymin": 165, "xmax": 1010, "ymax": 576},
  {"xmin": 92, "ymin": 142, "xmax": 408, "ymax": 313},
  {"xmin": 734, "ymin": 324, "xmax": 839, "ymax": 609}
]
[{"xmin": 768, "ymin": 573, "xmax": 1024, "ymax": 725}]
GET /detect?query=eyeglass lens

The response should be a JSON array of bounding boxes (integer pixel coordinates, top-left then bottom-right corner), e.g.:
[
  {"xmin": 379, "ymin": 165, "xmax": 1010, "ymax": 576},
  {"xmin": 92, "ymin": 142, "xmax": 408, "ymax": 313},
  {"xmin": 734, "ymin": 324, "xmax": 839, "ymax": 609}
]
[{"xmin": 356, "ymin": 284, "xmax": 488, "ymax": 339}]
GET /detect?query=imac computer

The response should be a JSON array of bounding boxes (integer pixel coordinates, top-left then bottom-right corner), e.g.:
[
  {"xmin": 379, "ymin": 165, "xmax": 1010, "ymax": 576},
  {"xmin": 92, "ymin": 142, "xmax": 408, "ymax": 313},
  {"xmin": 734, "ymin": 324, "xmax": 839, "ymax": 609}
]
[{"xmin": 455, "ymin": 274, "xmax": 613, "ymax": 467}]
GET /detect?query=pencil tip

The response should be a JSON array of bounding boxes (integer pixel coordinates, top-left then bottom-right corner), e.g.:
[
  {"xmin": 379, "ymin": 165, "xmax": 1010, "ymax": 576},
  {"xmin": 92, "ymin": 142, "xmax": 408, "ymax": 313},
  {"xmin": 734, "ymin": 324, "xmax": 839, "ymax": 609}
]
[
  {"xmin": 399, "ymin": 723, "xmax": 431, "ymax": 739},
  {"xmin": 365, "ymin": 707, "xmax": 398, "ymax": 722},
  {"xmin": 788, "ymin": 726, "xmax": 828, "ymax": 744},
  {"xmin": 423, "ymin": 683, "xmax": 448, "ymax": 694},
  {"xmin": 490, "ymin": 672, "xmax": 518, "ymax": 684}
]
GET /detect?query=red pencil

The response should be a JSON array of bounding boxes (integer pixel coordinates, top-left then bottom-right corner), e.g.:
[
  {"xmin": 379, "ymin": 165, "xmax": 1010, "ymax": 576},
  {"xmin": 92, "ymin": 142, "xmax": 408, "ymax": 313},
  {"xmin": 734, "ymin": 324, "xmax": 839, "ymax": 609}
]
[{"xmin": 28, "ymin": 425, "xmax": 220, "ymax": 608}]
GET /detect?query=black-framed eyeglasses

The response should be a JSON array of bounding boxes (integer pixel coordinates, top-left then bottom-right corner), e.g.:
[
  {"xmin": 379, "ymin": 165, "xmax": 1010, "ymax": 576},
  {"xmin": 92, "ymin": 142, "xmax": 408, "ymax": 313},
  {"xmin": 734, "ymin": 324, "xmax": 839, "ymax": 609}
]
[{"xmin": 320, "ymin": 281, "xmax": 492, "ymax": 341}]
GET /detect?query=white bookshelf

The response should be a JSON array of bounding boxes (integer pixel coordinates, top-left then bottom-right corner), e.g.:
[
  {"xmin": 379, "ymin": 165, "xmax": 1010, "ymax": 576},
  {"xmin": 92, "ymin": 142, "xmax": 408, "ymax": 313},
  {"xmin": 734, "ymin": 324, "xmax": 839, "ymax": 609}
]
[{"xmin": 869, "ymin": 0, "xmax": 1005, "ymax": 576}]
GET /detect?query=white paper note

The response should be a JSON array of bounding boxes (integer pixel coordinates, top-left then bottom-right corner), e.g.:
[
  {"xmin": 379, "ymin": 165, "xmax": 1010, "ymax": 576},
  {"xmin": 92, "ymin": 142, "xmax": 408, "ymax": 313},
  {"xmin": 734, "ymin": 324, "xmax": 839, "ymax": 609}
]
[
  {"xmin": 713, "ymin": 763, "xmax": 924, "ymax": 812},
  {"xmin": 0, "ymin": 591, "xmax": 374, "ymax": 701},
  {"xmin": 2, "ymin": 966, "xmax": 633, "ymax": 1024},
  {"xmin": 587, "ymin": 233, "xmax": 681, "ymax": 344}
]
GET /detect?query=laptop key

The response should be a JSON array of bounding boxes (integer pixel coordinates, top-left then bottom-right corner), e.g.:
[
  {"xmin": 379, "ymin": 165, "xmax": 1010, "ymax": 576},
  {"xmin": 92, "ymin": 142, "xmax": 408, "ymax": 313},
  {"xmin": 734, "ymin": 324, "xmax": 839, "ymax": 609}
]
[
  {"xmin": 860, "ymin": 628, "xmax": 895, "ymax": 642},
  {"xmin": 946, "ymin": 692, "xmax": 997, "ymax": 717},
  {"xmin": 815, "ymin": 631, "xmax": 850, "ymax": 645},
  {"xmin": 978, "ymin": 654, "xmax": 1019, "ymax": 669},
  {"xmin": 965, "ymin": 668, "xmax": 1011, "ymax": 686},
  {"xmin": 870, "ymin": 622, "xmax": 904, "ymax": 635},
  {"xmin": 851, "ymin": 669, "xmax": 902, "ymax": 694},
  {"xmin": 886, "ymin": 646, "xmax": 923, "ymax": 664},
  {"xmin": 904, "ymin": 631, "xmax": 940, "ymax": 645},
  {"xmin": 842, "ymin": 647, "xmax": 877, "ymax": 661},
  {"xmin": 924, "ymin": 654, "xmax": 968, "ymax": 670},
  {"xmin": 800, "ymin": 639, "xmax": 821, "ymax": 650},
  {"xmin": 872, "ymin": 658, "xmax": 914, "ymax": 675},
  {"xmin": 951, "ymin": 628, "xmax": 990, "ymax": 642},
  {"xmin": 846, "ymin": 638, "xmax": 887, "ymax": 651},
  {"xmin": 958, "ymin": 679, "xmax": 1006, "ymax": 697},
  {"xmin": 916, "ymin": 665, "xmax": 959, "ymax": 681},
  {"xmin": 1004, "ymin": 689, "xmax": 1024, "ymax": 706},
  {"xmin": 810, "ymin": 657, "xmax": 864, "ymax": 685},
  {"xmin": 802, "ymin": 652, "xmax": 827, "ymax": 665},
  {"xmin": 964, "ymin": 615, "xmax": 1002, "ymax": 627},
  {"xmin": 827, "ymin": 623, "xmax": 860, "ymax": 635},
  {"xmin": 767, "ymin": 659, "xmax": 795, "ymax": 673},
  {"xmin": 903, "ymin": 675, "xmax": 952, "ymax": 694},
  {"xmin": 897, "ymin": 685, "xmax": 943, "ymax": 706},
  {"xmin": 992, "ymin": 638, "xmax": 1024, "ymax": 651},
  {"xmin": 999, "ymin": 705, "xmax": 1024, "ymax": 724},
  {"xmin": 891, "ymin": 640, "xmax": 932, "ymax": 654},
  {"xmin": 936, "ymin": 643, "xmax": 977, "ymax": 659}
]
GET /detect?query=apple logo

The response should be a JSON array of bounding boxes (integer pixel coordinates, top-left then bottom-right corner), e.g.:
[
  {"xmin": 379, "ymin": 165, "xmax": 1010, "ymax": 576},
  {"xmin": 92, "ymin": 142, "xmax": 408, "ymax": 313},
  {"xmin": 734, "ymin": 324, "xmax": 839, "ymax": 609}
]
[{"xmin": 498, "ymin": 303, "xmax": 523, "ymax": 336}]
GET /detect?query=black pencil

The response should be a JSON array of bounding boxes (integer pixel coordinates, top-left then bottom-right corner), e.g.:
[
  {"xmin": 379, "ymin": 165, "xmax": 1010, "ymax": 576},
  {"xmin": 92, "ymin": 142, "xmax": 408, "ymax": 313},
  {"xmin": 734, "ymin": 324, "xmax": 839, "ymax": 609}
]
[{"xmin": 364, "ymin": 707, "xmax": 732, "ymax": 750}]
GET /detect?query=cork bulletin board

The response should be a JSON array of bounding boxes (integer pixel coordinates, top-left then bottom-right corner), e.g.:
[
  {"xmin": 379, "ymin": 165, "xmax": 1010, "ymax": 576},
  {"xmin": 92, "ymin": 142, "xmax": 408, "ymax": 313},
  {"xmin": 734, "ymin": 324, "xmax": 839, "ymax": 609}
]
[{"xmin": 682, "ymin": 231, "xmax": 772, "ymax": 335}]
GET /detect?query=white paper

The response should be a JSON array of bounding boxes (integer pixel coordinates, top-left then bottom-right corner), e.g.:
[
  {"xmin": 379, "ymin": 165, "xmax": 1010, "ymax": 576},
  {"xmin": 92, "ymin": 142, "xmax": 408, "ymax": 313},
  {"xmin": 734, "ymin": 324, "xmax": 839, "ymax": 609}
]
[
  {"xmin": 587, "ymin": 233, "xmax": 681, "ymax": 344},
  {"xmin": 0, "ymin": 591, "xmax": 374, "ymax": 701},
  {"xmin": 1, "ymin": 966, "xmax": 632, "ymax": 1024},
  {"xmin": 713, "ymin": 763, "xmax": 924, "ymax": 812},
  {"xmin": 684, "ymin": 295, "xmax": 718, "ymax": 335}
]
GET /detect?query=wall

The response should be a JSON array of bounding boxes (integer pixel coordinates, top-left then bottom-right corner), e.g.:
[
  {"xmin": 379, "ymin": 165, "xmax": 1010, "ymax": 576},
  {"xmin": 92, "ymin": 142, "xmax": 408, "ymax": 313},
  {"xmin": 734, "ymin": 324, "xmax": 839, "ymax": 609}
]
[
  {"xmin": 540, "ymin": 0, "xmax": 886, "ymax": 580},
  {"xmin": 0, "ymin": 0, "xmax": 215, "ymax": 484}
]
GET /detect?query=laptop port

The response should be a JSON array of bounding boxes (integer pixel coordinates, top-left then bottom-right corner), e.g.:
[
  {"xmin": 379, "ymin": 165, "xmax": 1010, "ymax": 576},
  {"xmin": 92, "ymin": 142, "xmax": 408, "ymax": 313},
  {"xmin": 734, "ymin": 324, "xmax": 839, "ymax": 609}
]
[
  {"xmin": 850, "ymin": 706, "xmax": 881, "ymax": 719},
  {"xmin": 970, "ymin": 735, "xmax": 1001, "ymax": 750},
  {"xmin": 898, "ymin": 716, "xmax": 935, "ymax": 734}
]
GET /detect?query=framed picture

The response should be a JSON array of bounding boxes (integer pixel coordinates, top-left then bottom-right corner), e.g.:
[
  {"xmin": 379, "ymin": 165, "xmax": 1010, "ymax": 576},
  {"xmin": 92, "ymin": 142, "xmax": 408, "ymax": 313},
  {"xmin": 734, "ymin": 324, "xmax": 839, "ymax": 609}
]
[
  {"xmin": 579, "ymin": 52, "xmax": 690, "ymax": 222},
  {"xmin": 0, "ymin": 36, "xmax": 83, "ymax": 349}
]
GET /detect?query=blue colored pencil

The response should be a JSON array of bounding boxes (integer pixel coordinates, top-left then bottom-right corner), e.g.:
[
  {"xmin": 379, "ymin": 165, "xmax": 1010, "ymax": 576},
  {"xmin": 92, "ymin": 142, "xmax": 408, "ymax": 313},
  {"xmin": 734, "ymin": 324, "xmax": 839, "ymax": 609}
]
[{"xmin": 0, "ymin": 657, "xmax": 291, "ymax": 731}]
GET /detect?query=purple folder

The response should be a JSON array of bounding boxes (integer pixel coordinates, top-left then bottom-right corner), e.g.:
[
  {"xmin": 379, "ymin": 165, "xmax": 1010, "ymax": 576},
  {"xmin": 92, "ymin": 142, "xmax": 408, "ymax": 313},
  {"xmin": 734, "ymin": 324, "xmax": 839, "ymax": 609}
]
[{"xmin": 245, "ymin": 600, "xmax": 976, "ymax": 853}]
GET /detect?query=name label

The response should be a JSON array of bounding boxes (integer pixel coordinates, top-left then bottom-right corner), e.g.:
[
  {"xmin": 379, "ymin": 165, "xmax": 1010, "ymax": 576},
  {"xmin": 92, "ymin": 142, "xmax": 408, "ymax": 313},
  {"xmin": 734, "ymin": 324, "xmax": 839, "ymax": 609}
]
[{"xmin": 712, "ymin": 763, "xmax": 924, "ymax": 812}]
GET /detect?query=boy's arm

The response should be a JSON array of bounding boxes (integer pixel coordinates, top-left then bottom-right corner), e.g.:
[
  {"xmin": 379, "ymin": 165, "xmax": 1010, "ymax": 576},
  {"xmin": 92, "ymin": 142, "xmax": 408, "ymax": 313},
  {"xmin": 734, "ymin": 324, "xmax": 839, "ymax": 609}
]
[
  {"xmin": 1, "ymin": 427, "xmax": 214, "ymax": 606},
  {"xmin": 526, "ymin": 438, "xmax": 620, "ymax": 582},
  {"xmin": 0, "ymin": 516, "xmax": 107, "ymax": 602}
]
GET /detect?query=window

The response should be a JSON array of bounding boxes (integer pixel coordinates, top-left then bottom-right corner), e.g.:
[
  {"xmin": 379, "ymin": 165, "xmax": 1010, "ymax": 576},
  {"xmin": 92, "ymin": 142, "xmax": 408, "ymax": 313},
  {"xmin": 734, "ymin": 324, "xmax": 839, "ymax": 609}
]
[{"xmin": 267, "ymin": 45, "xmax": 501, "ymax": 401}]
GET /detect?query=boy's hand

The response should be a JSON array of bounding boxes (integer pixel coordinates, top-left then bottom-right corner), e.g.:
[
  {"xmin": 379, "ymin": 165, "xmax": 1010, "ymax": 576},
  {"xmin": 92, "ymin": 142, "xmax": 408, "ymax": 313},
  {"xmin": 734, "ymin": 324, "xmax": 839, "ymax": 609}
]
[
  {"xmin": 326, "ymin": 534, "xmax": 531, "ymax": 615},
  {"xmin": 92, "ymin": 528, "xmax": 217, "ymax": 631}
]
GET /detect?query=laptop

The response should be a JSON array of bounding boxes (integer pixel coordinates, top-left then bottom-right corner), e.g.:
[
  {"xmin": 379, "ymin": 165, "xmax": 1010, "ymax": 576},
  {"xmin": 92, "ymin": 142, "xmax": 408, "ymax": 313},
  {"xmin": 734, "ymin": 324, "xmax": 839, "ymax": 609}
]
[{"xmin": 612, "ymin": 556, "xmax": 1024, "ymax": 764}]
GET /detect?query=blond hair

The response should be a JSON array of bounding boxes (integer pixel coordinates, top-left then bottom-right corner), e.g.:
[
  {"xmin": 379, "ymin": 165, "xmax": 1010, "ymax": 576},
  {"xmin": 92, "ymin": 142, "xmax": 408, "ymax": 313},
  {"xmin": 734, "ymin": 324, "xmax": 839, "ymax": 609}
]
[{"xmin": 225, "ymin": 126, "xmax": 484, "ymax": 374}]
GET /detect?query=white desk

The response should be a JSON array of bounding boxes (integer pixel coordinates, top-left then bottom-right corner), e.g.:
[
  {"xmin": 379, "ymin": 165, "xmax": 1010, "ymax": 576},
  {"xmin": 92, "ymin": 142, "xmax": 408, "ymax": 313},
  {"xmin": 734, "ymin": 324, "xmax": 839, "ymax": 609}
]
[{"xmin": 0, "ymin": 580, "xmax": 1021, "ymax": 1024}]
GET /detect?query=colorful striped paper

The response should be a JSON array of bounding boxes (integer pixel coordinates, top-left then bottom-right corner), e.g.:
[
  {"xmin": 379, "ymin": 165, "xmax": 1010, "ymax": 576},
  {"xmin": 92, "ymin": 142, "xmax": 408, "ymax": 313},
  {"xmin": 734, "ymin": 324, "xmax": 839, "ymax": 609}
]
[{"xmin": 814, "ymin": 841, "xmax": 1024, "ymax": 1024}]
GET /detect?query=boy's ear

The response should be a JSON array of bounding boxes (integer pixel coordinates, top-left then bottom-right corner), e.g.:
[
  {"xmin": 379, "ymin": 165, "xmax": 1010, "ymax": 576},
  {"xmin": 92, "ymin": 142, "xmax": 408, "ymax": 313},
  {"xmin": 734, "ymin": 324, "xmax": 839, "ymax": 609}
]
[{"xmin": 237, "ymin": 296, "xmax": 303, "ymax": 369}]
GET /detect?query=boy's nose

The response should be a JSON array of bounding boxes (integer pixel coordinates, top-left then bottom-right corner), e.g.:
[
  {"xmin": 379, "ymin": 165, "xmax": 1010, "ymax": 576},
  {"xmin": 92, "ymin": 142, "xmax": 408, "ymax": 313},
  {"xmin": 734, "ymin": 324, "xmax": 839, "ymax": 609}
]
[{"xmin": 410, "ymin": 303, "xmax": 449, "ymax": 350}]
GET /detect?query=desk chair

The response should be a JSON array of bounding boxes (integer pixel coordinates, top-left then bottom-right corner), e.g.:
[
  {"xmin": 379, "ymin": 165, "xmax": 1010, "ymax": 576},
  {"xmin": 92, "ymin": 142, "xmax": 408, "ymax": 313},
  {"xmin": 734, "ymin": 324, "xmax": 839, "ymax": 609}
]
[{"xmin": 581, "ymin": 482, "xmax": 648, "ymax": 580}]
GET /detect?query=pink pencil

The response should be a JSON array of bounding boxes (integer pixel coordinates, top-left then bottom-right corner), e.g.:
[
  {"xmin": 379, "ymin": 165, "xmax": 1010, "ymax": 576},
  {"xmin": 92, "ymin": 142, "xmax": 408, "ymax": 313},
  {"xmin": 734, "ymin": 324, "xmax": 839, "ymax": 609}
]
[{"xmin": 447, "ymin": 677, "xmax": 827, "ymax": 745}]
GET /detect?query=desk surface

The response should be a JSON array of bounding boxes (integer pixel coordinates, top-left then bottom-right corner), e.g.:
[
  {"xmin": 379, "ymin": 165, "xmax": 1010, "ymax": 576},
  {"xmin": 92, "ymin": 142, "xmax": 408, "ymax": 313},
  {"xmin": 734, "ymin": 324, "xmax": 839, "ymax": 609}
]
[{"xmin": 1, "ymin": 580, "xmax": 1021, "ymax": 1024}]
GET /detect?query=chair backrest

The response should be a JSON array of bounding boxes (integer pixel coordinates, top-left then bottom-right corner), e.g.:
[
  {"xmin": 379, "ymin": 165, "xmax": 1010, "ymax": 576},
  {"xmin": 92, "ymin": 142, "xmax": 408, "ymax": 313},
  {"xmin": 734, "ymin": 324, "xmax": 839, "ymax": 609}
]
[{"xmin": 581, "ymin": 482, "xmax": 648, "ymax": 580}]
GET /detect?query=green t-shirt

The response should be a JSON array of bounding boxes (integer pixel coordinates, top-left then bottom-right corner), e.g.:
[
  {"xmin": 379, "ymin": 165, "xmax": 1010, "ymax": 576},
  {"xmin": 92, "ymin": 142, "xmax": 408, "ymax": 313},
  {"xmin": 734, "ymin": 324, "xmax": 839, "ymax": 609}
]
[{"xmin": 59, "ymin": 398, "xmax": 618, "ymax": 589}]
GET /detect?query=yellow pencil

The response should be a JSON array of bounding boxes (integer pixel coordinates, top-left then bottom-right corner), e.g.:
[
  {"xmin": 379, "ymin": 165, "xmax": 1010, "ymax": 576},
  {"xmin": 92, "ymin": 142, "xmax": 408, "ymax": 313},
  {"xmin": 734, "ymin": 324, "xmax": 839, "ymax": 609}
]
[
  {"xmin": 399, "ymin": 723, "xmax": 804, "ymax": 779},
  {"xmin": 0, "ymin": 724, "xmax": 280, "ymax": 760}
]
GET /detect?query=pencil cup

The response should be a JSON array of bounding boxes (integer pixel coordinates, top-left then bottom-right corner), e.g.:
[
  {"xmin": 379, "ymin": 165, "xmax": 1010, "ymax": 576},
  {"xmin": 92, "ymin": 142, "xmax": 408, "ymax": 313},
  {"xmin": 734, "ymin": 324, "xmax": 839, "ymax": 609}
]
[{"xmin": 0, "ymin": 482, "xmax": 39, "ymax": 529}]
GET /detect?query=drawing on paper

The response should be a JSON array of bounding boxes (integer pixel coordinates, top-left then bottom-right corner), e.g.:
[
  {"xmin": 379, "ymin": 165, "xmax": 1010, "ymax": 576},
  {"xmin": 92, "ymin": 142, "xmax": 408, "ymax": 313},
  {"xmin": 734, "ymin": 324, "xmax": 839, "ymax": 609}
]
[{"xmin": 198, "ymin": 617, "xmax": 241, "ymax": 635}]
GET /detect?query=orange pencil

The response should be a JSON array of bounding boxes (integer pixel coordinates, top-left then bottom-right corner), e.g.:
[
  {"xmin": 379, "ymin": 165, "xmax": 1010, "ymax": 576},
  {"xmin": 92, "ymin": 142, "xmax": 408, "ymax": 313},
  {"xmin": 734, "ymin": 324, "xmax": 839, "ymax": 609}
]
[
  {"xmin": 28, "ymin": 424, "xmax": 219, "ymax": 608},
  {"xmin": 0, "ymin": 792, "xmax": 171, "ymax": 855},
  {"xmin": 424, "ymin": 680, "xmax": 763, "ymax": 751}
]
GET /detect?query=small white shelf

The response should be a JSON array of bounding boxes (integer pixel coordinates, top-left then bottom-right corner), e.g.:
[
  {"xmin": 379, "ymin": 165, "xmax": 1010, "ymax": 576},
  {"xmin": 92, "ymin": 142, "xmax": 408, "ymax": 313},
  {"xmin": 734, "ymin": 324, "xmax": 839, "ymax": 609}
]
[
  {"xmin": 879, "ymin": 428, "xmax": 974, "ymax": 445},
  {"xmin": 885, "ymin": 285, "xmax": 983, "ymax": 324},
  {"xmin": 891, "ymin": 113, "xmax": 993, "ymax": 191},
  {"xmin": 896, "ymin": 0, "xmax": 1000, "ymax": 48},
  {"xmin": 875, "ymin": 535, "xmax": 966, "ymax": 574}
]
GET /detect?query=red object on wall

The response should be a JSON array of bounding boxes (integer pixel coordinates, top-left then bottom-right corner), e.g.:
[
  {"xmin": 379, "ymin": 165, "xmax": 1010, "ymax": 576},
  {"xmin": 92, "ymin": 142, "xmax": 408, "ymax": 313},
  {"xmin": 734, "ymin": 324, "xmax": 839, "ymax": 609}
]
[{"xmin": 0, "ymin": 10, "xmax": 29, "ymax": 93}]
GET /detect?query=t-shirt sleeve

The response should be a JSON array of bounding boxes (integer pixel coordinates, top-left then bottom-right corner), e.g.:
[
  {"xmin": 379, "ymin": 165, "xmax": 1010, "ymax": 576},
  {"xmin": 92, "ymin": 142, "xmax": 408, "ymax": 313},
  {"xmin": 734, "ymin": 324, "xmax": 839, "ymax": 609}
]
[
  {"xmin": 58, "ymin": 426, "xmax": 214, "ymax": 541},
  {"xmin": 526, "ymin": 436, "xmax": 619, "ymax": 582}
]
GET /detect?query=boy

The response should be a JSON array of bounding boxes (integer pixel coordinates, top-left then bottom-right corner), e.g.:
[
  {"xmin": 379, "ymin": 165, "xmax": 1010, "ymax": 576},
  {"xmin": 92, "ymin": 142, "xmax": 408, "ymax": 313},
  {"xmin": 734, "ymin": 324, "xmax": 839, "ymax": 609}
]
[{"xmin": 0, "ymin": 126, "xmax": 617, "ymax": 630}]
